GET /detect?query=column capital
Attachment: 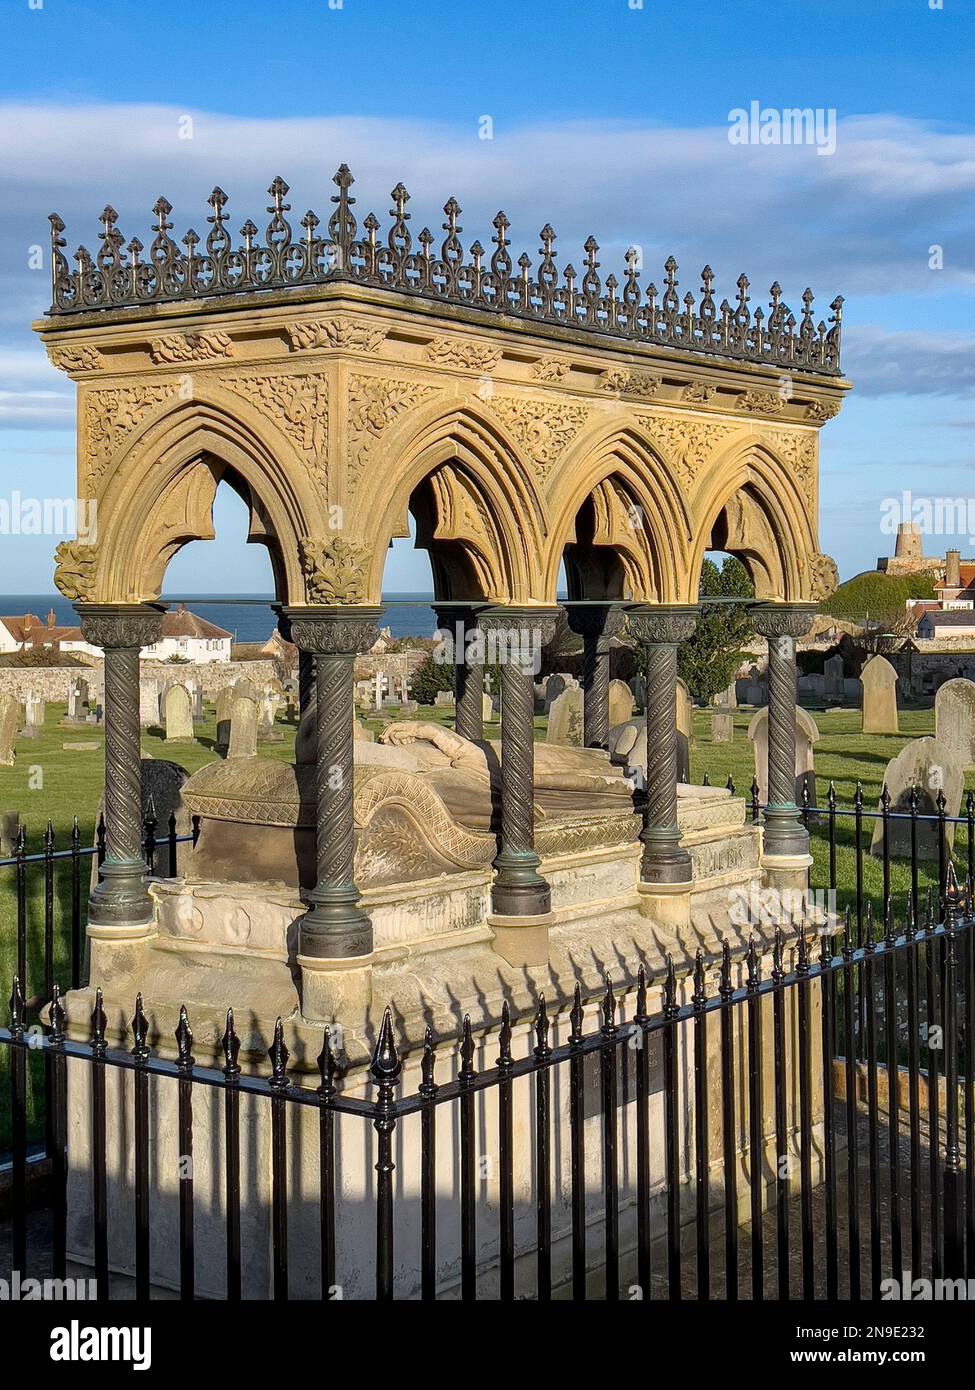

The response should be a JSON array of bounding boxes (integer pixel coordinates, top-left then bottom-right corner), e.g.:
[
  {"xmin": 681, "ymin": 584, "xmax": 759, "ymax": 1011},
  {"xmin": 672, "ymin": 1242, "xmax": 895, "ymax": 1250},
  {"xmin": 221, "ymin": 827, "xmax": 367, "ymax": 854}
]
[
  {"xmin": 562, "ymin": 601, "xmax": 626, "ymax": 647},
  {"xmin": 750, "ymin": 602, "xmax": 817, "ymax": 641},
  {"xmin": 283, "ymin": 605, "xmax": 384, "ymax": 656},
  {"xmin": 477, "ymin": 605, "xmax": 562, "ymax": 645},
  {"xmin": 626, "ymin": 603, "xmax": 699, "ymax": 647},
  {"xmin": 75, "ymin": 602, "xmax": 165, "ymax": 650}
]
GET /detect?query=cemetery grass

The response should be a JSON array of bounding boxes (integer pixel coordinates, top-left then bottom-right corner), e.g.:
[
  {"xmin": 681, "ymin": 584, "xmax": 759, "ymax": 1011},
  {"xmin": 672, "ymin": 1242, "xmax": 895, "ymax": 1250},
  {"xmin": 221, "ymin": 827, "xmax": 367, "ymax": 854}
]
[{"xmin": 0, "ymin": 699, "xmax": 962, "ymax": 1148}]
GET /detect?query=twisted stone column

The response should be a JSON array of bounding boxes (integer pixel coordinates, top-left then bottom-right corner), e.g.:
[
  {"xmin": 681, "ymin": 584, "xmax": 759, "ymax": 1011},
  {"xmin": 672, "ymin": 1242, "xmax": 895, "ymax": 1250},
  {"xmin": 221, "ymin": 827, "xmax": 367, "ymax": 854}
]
[
  {"xmin": 750, "ymin": 604, "xmax": 816, "ymax": 859},
  {"xmin": 480, "ymin": 608, "xmax": 559, "ymax": 917},
  {"xmin": 565, "ymin": 604, "xmax": 624, "ymax": 749},
  {"xmin": 627, "ymin": 606, "xmax": 699, "ymax": 886},
  {"xmin": 276, "ymin": 611, "xmax": 315, "ymax": 717},
  {"xmin": 434, "ymin": 603, "xmax": 485, "ymax": 742},
  {"xmin": 76, "ymin": 605, "xmax": 164, "ymax": 927},
  {"xmin": 286, "ymin": 607, "xmax": 382, "ymax": 959}
]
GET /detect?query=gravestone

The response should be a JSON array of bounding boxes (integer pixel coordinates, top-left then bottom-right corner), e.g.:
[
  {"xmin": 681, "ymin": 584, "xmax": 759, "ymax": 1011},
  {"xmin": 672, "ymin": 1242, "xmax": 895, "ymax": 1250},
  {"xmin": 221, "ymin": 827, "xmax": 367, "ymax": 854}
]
[
  {"xmin": 544, "ymin": 673, "xmax": 577, "ymax": 712},
  {"xmin": 547, "ymin": 684, "xmax": 584, "ymax": 746},
  {"xmin": 608, "ymin": 720, "xmax": 647, "ymax": 782},
  {"xmin": 215, "ymin": 686, "xmax": 235, "ymax": 752},
  {"xmin": 608, "ymin": 679, "xmax": 635, "ymax": 728},
  {"xmin": 824, "ymin": 654, "xmax": 844, "ymax": 702},
  {"xmin": 0, "ymin": 695, "xmax": 18, "ymax": 766},
  {"xmin": 711, "ymin": 711, "xmax": 734, "ymax": 744},
  {"xmin": 23, "ymin": 692, "xmax": 44, "ymax": 738},
  {"xmin": 747, "ymin": 706, "xmax": 820, "ymax": 809},
  {"xmin": 629, "ymin": 673, "xmax": 647, "ymax": 711},
  {"xmin": 140, "ymin": 678, "xmax": 162, "ymax": 727},
  {"xmin": 714, "ymin": 679, "xmax": 737, "ymax": 709},
  {"xmin": 373, "ymin": 672, "xmax": 388, "ymax": 710},
  {"xmin": 482, "ymin": 692, "xmax": 495, "ymax": 724},
  {"xmin": 434, "ymin": 690, "xmax": 456, "ymax": 708},
  {"xmin": 675, "ymin": 678, "xmax": 692, "ymax": 782},
  {"xmin": 228, "ymin": 695, "xmax": 258, "ymax": 758},
  {"xmin": 860, "ymin": 655, "xmax": 899, "ymax": 734},
  {"xmin": 164, "ymin": 684, "xmax": 194, "ymax": 742},
  {"xmin": 0, "ymin": 811, "xmax": 20, "ymax": 856},
  {"xmin": 258, "ymin": 691, "xmax": 283, "ymax": 742},
  {"xmin": 934, "ymin": 678, "xmax": 975, "ymax": 769},
  {"xmin": 190, "ymin": 683, "xmax": 204, "ymax": 721},
  {"xmin": 232, "ymin": 677, "xmax": 258, "ymax": 702},
  {"xmin": 66, "ymin": 679, "xmax": 88, "ymax": 723},
  {"xmin": 870, "ymin": 736, "xmax": 963, "ymax": 859}
]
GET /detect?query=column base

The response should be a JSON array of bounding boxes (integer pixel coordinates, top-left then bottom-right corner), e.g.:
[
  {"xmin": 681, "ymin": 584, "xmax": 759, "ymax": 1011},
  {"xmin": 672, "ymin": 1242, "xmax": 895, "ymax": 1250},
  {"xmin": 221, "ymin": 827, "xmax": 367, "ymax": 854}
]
[
  {"xmin": 637, "ymin": 880, "xmax": 692, "ymax": 931},
  {"xmin": 760, "ymin": 849, "xmax": 814, "ymax": 898},
  {"xmin": 86, "ymin": 860, "xmax": 155, "ymax": 930},
  {"xmin": 299, "ymin": 886, "xmax": 374, "ymax": 961},
  {"xmin": 487, "ymin": 912, "xmax": 554, "ymax": 969},
  {"xmin": 298, "ymin": 952, "xmax": 374, "ymax": 1026}
]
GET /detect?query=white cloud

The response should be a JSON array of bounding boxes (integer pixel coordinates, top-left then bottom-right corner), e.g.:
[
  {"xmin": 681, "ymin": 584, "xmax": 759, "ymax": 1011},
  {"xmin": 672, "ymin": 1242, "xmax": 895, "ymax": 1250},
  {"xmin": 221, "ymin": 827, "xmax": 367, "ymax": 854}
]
[{"xmin": 843, "ymin": 326, "xmax": 975, "ymax": 396}]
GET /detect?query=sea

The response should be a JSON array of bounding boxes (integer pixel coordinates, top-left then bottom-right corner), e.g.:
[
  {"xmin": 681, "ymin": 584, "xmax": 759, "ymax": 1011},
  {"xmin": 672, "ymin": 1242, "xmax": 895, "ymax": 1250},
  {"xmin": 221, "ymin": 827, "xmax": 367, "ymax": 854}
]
[{"xmin": 0, "ymin": 593, "xmax": 442, "ymax": 644}]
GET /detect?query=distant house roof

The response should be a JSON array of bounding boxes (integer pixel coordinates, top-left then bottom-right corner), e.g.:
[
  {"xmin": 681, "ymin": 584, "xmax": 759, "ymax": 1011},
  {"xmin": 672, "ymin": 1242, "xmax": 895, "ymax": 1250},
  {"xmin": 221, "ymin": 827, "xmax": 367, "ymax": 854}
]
[
  {"xmin": 158, "ymin": 605, "xmax": 232, "ymax": 641},
  {"xmin": 1, "ymin": 610, "xmax": 85, "ymax": 648},
  {"xmin": 920, "ymin": 610, "xmax": 975, "ymax": 629}
]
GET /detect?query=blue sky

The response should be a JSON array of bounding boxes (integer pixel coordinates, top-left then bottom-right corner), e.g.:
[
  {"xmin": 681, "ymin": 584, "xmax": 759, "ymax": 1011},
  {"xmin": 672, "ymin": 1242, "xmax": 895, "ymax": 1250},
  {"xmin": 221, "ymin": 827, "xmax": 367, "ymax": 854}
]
[{"xmin": 0, "ymin": 0, "xmax": 973, "ymax": 594}]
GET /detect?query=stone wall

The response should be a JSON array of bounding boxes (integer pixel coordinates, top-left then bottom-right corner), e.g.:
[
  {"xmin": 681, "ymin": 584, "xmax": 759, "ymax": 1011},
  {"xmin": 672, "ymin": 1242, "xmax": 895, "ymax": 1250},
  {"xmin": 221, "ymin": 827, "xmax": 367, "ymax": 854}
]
[{"xmin": 0, "ymin": 658, "xmax": 284, "ymax": 708}]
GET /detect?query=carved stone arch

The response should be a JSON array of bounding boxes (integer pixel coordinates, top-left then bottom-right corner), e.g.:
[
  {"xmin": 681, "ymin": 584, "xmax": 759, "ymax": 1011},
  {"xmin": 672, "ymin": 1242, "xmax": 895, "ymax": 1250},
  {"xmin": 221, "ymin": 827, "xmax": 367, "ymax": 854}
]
[
  {"xmin": 543, "ymin": 427, "xmax": 691, "ymax": 603},
  {"xmin": 90, "ymin": 393, "xmax": 317, "ymax": 605},
  {"xmin": 687, "ymin": 438, "xmax": 817, "ymax": 603},
  {"xmin": 360, "ymin": 404, "xmax": 547, "ymax": 603}
]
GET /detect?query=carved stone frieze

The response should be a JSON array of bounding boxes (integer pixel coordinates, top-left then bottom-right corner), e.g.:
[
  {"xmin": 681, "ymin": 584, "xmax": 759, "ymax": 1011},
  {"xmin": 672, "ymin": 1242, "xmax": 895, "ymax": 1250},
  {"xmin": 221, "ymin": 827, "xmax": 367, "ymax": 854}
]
[
  {"xmin": 597, "ymin": 368, "xmax": 661, "ymax": 399},
  {"xmin": 681, "ymin": 380, "xmax": 717, "ymax": 404},
  {"xmin": 805, "ymin": 399, "xmax": 841, "ymax": 423},
  {"xmin": 530, "ymin": 357, "xmax": 570, "ymax": 382},
  {"xmin": 227, "ymin": 372, "xmax": 328, "ymax": 461},
  {"xmin": 347, "ymin": 374, "xmax": 440, "ymax": 485},
  {"xmin": 737, "ymin": 388, "xmax": 785, "ymax": 416},
  {"xmin": 761, "ymin": 428, "xmax": 818, "ymax": 508},
  {"xmin": 491, "ymin": 396, "xmax": 589, "ymax": 478},
  {"xmin": 637, "ymin": 411, "xmax": 738, "ymax": 494},
  {"xmin": 84, "ymin": 382, "xmax": 178, "ymax": 488},
  {"xmin": 149, "ymin": 331, "xmax": 234, "ymax": 364},
  {"xmin": 47, "ymin": 344, "xmax": 103, "ymax": 373},
  {"xmin": 53, "ymin": 541, "xmax": 99, "ymax": 601},
  {"xmin": 425, "ymin": 336, "xmax": 502, "ymax": 371},
  {"xmin": 288, "ymin": 316, "xmax": 386, "ymax": 353}
]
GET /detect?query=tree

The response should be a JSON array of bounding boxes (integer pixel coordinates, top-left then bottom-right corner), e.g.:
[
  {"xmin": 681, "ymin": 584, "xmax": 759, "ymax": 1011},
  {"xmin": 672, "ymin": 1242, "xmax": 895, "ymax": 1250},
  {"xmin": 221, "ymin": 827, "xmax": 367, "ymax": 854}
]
[
  {"xmin": 411, "ymin": 654, "xmax": 456, "ymax": 705},
  {"xmin": 631, "ymin": 556, "xmax": 755, "ymax": 704}
]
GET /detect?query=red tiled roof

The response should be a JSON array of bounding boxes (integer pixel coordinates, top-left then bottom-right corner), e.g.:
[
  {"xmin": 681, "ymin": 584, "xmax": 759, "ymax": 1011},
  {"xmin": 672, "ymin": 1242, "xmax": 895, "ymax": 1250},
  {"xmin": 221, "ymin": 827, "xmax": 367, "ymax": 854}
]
[{"xmin": 158, "ymin": 605, "xmax": 232, "ymax": 641}]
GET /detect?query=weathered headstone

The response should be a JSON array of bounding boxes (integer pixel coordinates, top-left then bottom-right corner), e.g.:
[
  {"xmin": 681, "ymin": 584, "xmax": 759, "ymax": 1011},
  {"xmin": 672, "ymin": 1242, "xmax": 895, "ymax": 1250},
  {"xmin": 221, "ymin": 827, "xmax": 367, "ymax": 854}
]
[
  {"xmin": 935, "ymin": 678, "xmax": 975, "ymax": 769},
  {"xmin": 434, "ymin": 690, "xmax": 456, "ymax": 708},
  {"xmin": 824, "ymin": 653, "xmax": 844, "ymax": 702},
  {"xmin": 66, "ymin": 679, "xmax": 88, "ymax": 723},
  {"xmin": 608, "ymin": 679, "xmax": 635, "ymax": 729},
  {"xmin": 0, "ymin": 695, "xmax": 18, "ymax": 766},
  {"xmin": 714, "ymin": 679, "xmax": 737, "ymax": 709},
  {"xmin": 373, "ymin": 671, "xmax": 387, "ymax": 710},
  {"xmin": 232, "ymin": 677, "xmax": 258, "ymax": 702},
  {"xmin": 164, "ymin": 684, "xmax": 194, "ymax": 742},
  {"xmin": 711, "ymin": 710, "xmax": 734, "ymax": 744},
  {"xmin": 675, "ymin": 677, "xmax": 692, "ymax": 782},
  {"xmin": 744, "ymin": 665, "xmax": 766, "ymax": 707},
  {"xmin": 608, "ymin": 720, "xmax": 647, "ymax": 780},
  {"xmin": 215, "ymin": 686, "xmax": 235, "ymax": 752},
  {"xmin": 23, "ymin": 692, "xmax": 44, "ymax": 738},
  {"xmin": 747, "ymin": 706, "xmax": 820, "ymax": 809},
  {"xmin": 228, "ymin": 695, "xmax": 258, "ymax": 758},
  {"xmin": 860, "ymin": 655, "xmax": 899, "ymax": 735},
  {"xmin": 544, "ymin": 673, "xmax": 577, "ymax": 712},
  {"xmin": 482, "ymin": 692, "xmax": 495, "ymax": 724},
  {"xmin": 870, "ymin": 736, "xmax": 963, "ymax": 859},
  {"xmin": 190, "ymin": 682, "xmax": 204, "ymax": 721},
  {"xmin": 629, "ymin": 673, "xmax": 647, "ymax": 711},
  {"xmin": 546, "ymin": 684, "xmax": 584, "ymax": 746}
]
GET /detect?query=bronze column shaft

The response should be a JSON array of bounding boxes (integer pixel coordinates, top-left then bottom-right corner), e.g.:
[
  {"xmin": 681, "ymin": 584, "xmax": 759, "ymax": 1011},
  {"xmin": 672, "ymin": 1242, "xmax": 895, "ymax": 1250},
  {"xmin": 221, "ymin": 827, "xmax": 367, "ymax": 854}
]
[{"xmin": 751, "ymin": 604, "xmax": 816, "ymax": 859}]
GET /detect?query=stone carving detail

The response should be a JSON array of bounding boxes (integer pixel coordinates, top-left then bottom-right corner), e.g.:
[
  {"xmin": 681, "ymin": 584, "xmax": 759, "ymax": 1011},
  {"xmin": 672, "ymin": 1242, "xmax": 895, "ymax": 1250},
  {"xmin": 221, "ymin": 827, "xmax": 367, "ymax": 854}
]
[
  {"xmin": 426, "ymin": 336, "xmax": 502, "ymax": 371},
  {"xmin": 762, "ymin": 428, "xmax": 817, "ymax": 507},
  {"xmin": 808, "ymin": 552, "xmax": 839, "ymax": 602},
  {"xmin": 805, "ymin": 399, "xmax": 841, "ymax": 422},
  {"xmin": 347, "ymin": 375, "xmax": 440, "ymax": 484},
  {"xmin": 228, "ymin": 372, "xmax": 328, "ymax": 466},
  {"xmin": 491, "ymin": 396, "xmax": 589, "ymax": 477},
  {"xmin": 597, "ymin": 368, "xmax": 661, "ymax": 398},
  {"xmin": 737, "ymin": 389, "xmax": 785, "ymax": 415},
  {"xmin": 53, "ymin": 541, "xmax": 98, "ymax": 601},
  {"xmin": 531, "ymin": 357, "xmax": 569, "ymax": 382},
  {"xmin": 299, "ymin": 537, "xmax": 371, "ymax": 605},
  {"xmin": 84, "ymin": 383, "xmax": 178, "ymax": 487},
  {"xmin": 47, "ymin": 344, "xmax": 102, "ymax": 373},
  {"xmin": 681, "ymin": 380, "xmax": 717, "ymax": 404},
  {"xmin": 637, "ymin": 412, "xmax": 738, "ymax": 493},
  {"xmin": 288, "ymin": 317, "xmax": 386, "ymax": 353},
  {"xmin": 149, "ymin": 331, "xmax": 234, "ymax": 364}
]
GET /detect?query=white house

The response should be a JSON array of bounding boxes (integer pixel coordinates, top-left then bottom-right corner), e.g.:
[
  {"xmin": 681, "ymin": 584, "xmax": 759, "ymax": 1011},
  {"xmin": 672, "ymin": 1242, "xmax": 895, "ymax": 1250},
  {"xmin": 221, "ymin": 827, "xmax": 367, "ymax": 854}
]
[
  {"xmin": 140, "ymin": 606, "xmax": 232, "ymax": 664},
  {"xmin": 0, "ymin": 610, "xmax": 99, "ymax": 659}
]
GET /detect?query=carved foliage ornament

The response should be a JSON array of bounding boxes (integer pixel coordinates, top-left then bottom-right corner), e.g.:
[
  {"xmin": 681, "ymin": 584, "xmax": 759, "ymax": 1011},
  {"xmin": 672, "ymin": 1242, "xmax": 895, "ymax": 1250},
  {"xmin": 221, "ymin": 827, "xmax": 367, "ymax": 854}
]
[
  {"xmin": 531, "ymin": 357, "xmax": 570, "ymax": 382},
  {"xmin": 347, "ymin": 375, "xmax": 440, "ymax": 484},
  {"xmin": 300, "ymin": 537, "xmax": 370, "ymax": 605},
  {"xmin": 77, "ymin": 610, "xmax": 163, "ymax": 650},
  {"xmin": 53, "ymin": 540, "xmax": 98, "ymax": 601},
  {"xmin": 636, "ymin": 411, "xmax": 738, "ymax": 494},
  {"xmin": 737, "ymin": 389, "xmax": 785, "ymax": 416},
  {"xmin": 491, "ymin": 396, "xmax": 589, "ymax": 477},
  {"xmin": 681, "ymin": 380, "xmax": 717, "ymax": 404},
  {"xmin": 229, "ymin": 372, "xmax": 328, "ymax": 461},
  {"xmin": 288, "ymin": 317, "xmax": 387, "ymax": 353},
  {"xmin": 761, "ymin": 428, "xmax": 817, "ymax": 508},
  {"xmin": 426, "ymin": 336, "xmax": 503, "ymax": 371},
  {"xmin": 47, "ymin": 344, "xmax": 102, "ymax": 373},
  {"xmin": 805, "ymin": 399, "xmax": 841, "ymax": 422},
  {"xmin": 149, "ymin": 331, "xmax": 234, "ymax": 364},
  {"xmin": 597, "ymin": 368, "xmax": 662, "ymax": 399},
  {"xmin": 288, "ymin": 607, "xmax": 380, "ymax": 656},
  {"xmin": 808, "ymin": 552, "xmax": 839, "ymax": 602},
  {"xmin": 85, "ymin": 382, "xmax": 178, "ymax": 487}
]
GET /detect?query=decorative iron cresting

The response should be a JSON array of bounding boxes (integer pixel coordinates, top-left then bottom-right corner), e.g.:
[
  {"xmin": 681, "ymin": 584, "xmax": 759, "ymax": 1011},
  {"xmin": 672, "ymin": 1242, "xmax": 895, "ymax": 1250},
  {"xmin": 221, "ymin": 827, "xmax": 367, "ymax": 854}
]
[{"xmin": 46, "ymin": 166, "xmax": 843, "ymax": 374}]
